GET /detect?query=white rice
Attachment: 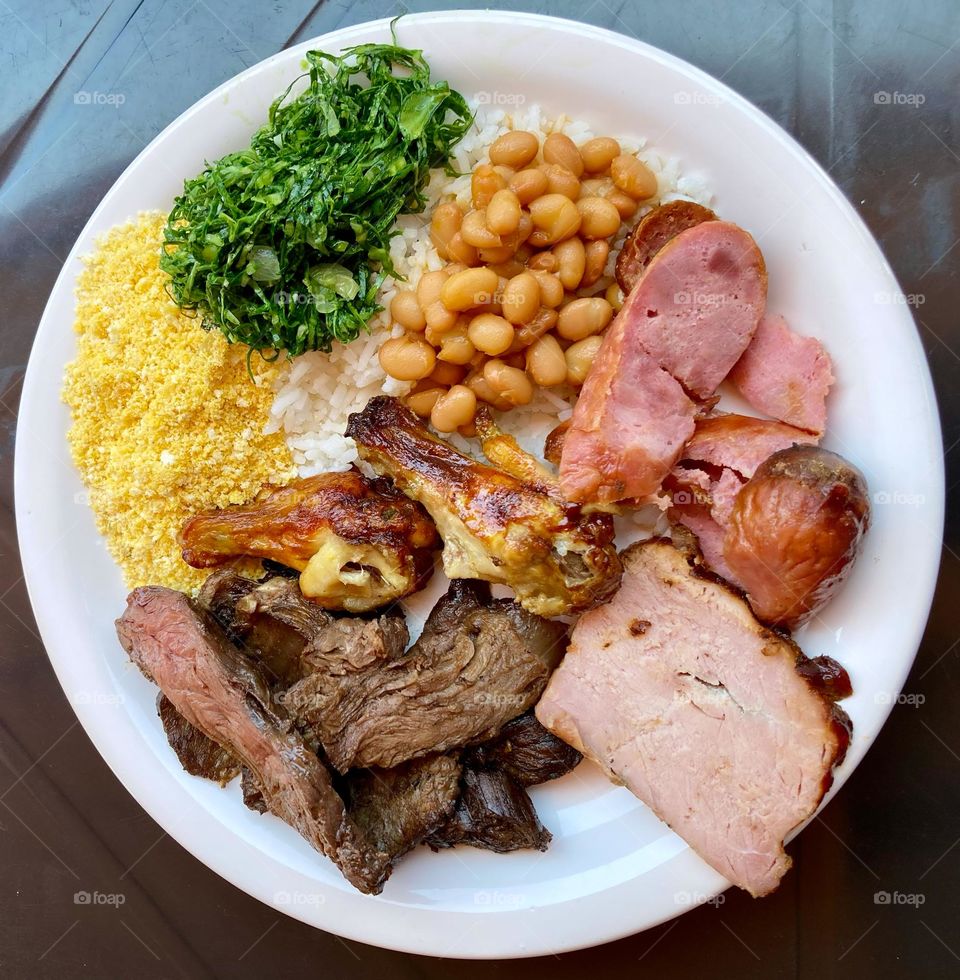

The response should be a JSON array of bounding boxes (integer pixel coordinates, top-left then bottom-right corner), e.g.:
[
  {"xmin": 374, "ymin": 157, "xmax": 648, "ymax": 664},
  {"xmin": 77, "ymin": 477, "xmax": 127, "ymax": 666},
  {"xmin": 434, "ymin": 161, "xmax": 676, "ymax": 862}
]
[{"xmin": 267, "ymin": 102, "xmax": 713, "ymax": 475}]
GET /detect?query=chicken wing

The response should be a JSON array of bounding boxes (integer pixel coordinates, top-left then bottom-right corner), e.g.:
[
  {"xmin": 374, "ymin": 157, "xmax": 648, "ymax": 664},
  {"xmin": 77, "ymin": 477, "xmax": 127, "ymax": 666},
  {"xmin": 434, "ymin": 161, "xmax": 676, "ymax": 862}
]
[
  {"xmin": 345, "ymin": 397, "xmax": 621, "ymax": 616},
  {"xmin": 180, "ymin": 471, "xmax": 439, "ymax": 613}
]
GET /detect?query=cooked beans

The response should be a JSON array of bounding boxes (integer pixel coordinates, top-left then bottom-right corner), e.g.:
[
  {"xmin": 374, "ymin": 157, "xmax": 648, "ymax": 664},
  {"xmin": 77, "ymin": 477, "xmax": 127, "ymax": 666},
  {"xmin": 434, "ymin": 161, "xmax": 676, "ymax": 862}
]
[
  {"xmin": 430, "ymin": 202, "xmax": 463, "ymax": 258},
  {"xmin": 576, "ymin": 196, "xmax": 621, "ymax": 239},
  {"xmin": 526, "ymin": 334, "xmax": 568, "ymax": 386},
  {"xmin": 540, "ymin": 164, "xmax": 580, "ymax": 201},
  {"xmin": 543, "ymin": 133, "xmax": 584, "ymax": 178},
  {"xmin": 440, "ymin": 267, "xmax": 499, "ymax": 311},
  {"xmin": 565, "ymin": 335, "xmax": 604, "ymax": 384},
  {"xmin": 437, "ymin": 326, "xmax": 476, "ymax": 365},
  {"xmin": 483, "ymin": 359, "xmax": 534, "ymax": 406},
  {"xmin": 391, "ymin": 290, "xmax": 425, "ymax": 331},
  {"xmin": 580, "ymin": 137, "xmax": 621, "ymax": 173},
  {"xmin": 468, "ymin": 313, "xmax": 515, "ymax": 356},
  {"xmin": 606, "ymin": 189, "xmax": 639, "ymax": 220},
  {"xmin": 510, "ymin": 307, "xmax": 558, "ymax": 350},
  {"xmin": 557, "ymin": 297, "xmax": 614, "ymax": 340},
  {"xmin": 379, "ymin": 335, "xmax": 437, "ymax": 381},
  {"xmin": 442, "ymin": 232, "xmax": 477, "ymax": 266},
  {"xmin": 489, "ymin": 131, "xmax": 539, "ymax": 169},
  {"xmin": 424, "ymin": 300, "xmax": 458, "ymax": 335},
  {"xmin": 553, "ymin": 237, "xmax": 586, "ymax": 290},
  {"xmin": 461, "ymin": 209, "xmax": 502, "ymax": 248},
  {"xmin": 509, "ymin": 167, "xmax": 549, "ymax": 205},
  {"xmin": 529, "ymin": 194, "xmax": 581, "ymax": 246},
  {"xmin": 501, "ymin": 272, "xmax": 541, "ymax": 325},
  {"xmin": 611, "ymin": 154, "xmax": 658, "ymax": 200},
  {"xmin": 472, "ymin": 164, "xmax": 507, "ymax": 209},
  {"xmin": 406, "ymin": 386, "xmax": 444, "ymax": 417},
  {"xmin": 606, "ymin": 281, "xmax": 624, "ymax": 311},
  {"xmin": 582, "ymin": 240, "xmax": 609, "ymax": 288},
  {"xmin": 527, "ymin": 251, "xmax": 558, "ymax": 272},
  {"xmin": 430, "ymin": 361, "xmax": 467, "ymax": 387},
  {"xmin": 386, "ymin": 128, "xmax": 643, "ymax": 420},
  {"xmin": 486, "ymin": 189, "xmax": 522, "ymax": 236},
  {"xmin": 430, "ymin": 384, "xmax": 477, "ymax": 432},
  {"xmin": 530, "ymin": 270, "xmax": 564, "ymax": 308}
]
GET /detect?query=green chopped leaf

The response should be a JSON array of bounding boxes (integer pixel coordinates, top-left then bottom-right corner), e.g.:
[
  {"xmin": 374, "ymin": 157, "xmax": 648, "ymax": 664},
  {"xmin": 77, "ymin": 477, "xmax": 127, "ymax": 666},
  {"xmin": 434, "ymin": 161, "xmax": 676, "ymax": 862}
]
[{"xmin": 160, "ymin": 39, "xmax": 472, "ymax": 356}]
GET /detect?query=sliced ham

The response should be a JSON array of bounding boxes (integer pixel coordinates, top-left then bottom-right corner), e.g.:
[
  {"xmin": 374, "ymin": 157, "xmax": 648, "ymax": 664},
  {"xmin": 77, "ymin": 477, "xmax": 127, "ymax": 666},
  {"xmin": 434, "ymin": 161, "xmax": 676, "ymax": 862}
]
[
  {"xmin": 559, "ymin": 222, "xmax": 766, "ymax": 503},
  {"xmin": 729, "ymin": 314, "xmax": 834, "ymax": 435},
  {"xmin": 536, "ymin": 537, "xmax": 851, "ymax": 897},
  {"xmin": 559, "ymin": 346, "xmax": 696, "ymax": 503},
  {"xmin": 682, "ymin": 413, "xmax": 818, "ymax": 479},
  {"xmin": 616, "ymin": 221, "xmax": 766, "ymax": 399}
]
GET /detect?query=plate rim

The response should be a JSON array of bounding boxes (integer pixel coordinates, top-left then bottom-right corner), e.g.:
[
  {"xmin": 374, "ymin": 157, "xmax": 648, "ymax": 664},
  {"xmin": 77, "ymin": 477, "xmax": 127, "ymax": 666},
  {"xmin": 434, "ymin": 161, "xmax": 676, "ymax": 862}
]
[{"xmin": 14, "ymin": 8, "xmax": 945, "ymax": 958}]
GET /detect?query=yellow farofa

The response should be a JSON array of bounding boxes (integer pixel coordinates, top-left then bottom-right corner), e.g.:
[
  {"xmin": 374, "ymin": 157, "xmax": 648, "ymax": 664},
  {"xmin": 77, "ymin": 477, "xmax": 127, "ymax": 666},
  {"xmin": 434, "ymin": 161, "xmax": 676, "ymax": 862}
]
[{"xmin": 62, "ymin": 212, "xmax": 296, "ymax": 592}]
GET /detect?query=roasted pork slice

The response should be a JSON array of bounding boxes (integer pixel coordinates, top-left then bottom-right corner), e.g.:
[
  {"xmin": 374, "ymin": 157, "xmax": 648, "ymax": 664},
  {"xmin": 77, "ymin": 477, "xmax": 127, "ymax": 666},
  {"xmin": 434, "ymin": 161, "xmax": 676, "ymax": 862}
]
[
  {"xmin": 344, "ymin": 754, "xmax": 463, "ymax": 861},
  {"xmin": 729, "ymin": 314, "xmax": 834, "ymax": 435},
  {"xmin": 346, "ymin": 396, "xmax": 621, "ymax": 616},
  {"xmin": 157, "ymin": 694, "xmax": 240, "ymax": 785},
  {"xmin": 116, "ymin": 587, "xmax": 389, "ymax": 894},
  {"xmin": 283, "ymin": 579, "xmax": 568, "ymax": 772},
  {"xmin": 426, "ymin": 764, "xmax": 551, "ymax": 853},
  {"xmin": 465, "ymin": 711, "xmax": 582, "ymax": 787},
  {"xmin": 181, "ymin": 471, "xmax": 439, "ymax": 613},
  {"xmin": 199, "ymin": 569, "xmax": 409, "ymax": 688},
  {"xmin": 615, "ymin": 199, "xmax": 717, "ymax": 293},
  {"xmin": 536, "ymin": 537, "xmax": 851, "ymax": 897}
]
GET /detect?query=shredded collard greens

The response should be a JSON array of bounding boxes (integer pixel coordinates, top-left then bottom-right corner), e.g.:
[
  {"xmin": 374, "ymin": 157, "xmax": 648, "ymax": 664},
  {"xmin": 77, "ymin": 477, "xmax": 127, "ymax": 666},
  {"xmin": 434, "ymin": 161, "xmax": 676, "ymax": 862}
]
[{"xmin": 160, "ymin": 41, "xmax": 472, "ymax": 356}]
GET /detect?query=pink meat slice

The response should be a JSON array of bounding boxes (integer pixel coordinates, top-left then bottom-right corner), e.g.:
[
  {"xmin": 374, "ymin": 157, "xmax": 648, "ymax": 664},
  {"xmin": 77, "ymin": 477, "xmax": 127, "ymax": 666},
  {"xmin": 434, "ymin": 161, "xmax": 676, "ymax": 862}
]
[
  {"xmin": 560, "ymin": 343, "xmax": 697, "ymax": 504},
  {"xmin": 729, "ymin": 314, "xmax": 834, "ymax": 435},
  {"xmin": 536, "ymin": 539, "xmax": 850, "ymax": 897},
  {"xmin": 560, "ymin": 220, "xmax": 767, "ymax": 504},
  {"xmin": 683, "ymin": 413, "xmax": 818, "ymax": 479},
  {"xmin": 618, "ymin": 220, "xmax": 767, "ymax": 399}
]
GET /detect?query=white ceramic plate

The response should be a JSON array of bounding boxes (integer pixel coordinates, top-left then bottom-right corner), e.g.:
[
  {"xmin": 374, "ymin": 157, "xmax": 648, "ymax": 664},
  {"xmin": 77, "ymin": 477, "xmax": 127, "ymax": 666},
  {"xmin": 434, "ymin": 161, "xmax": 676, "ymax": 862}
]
[{"xmin": 15, "ymin": 10, "xmax": 943, "ymax": 958}]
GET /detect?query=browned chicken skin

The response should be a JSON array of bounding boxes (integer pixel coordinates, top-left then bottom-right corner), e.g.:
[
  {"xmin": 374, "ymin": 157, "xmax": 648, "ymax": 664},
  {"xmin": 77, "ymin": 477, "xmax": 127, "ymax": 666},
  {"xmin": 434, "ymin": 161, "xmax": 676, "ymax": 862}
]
[
  {"xmin": 345, "ymin": 397, "xmax": 622, "ymax": 617},
  {"xmin": 180, "ymin": 471, "xmax": 439, "ymax": 613}
]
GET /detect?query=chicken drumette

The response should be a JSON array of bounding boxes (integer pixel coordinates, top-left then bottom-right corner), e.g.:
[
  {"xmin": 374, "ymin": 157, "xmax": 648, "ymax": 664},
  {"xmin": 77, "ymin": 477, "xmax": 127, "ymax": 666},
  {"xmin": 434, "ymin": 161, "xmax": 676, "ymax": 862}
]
[
  {"xmin": 180, "ymin": 470, "xmax": 438, "ymax": 613},
  {"xmin": 345, "ymin": 397, "xmax": 621, "ymax": 616}
]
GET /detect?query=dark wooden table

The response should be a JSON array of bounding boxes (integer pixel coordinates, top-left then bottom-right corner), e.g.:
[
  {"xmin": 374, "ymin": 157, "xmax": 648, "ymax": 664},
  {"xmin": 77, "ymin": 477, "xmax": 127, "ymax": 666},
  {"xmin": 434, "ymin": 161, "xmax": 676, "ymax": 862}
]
[{"xmin": 3, "ymin": 2, "xmax": 958, "ymax": 976}]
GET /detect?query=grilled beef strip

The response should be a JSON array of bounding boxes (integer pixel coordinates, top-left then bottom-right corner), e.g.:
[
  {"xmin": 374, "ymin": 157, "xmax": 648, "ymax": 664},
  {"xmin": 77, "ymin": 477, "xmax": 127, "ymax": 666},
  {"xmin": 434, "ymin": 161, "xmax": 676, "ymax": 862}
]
[
  {"xmin": 116, "ymin": 586, "xmax": 390, "ymax": 894},
  {"xmin": 464, "ymin": 711, "xmax": 581, "ymax": 786},
  {"xmin": 156, "ymin": 694, "xmax": 240, "ymax": 785},
  {"xmin": 427, "ymin": 764, "xmax": 551, "ymax": 853},
  {"xmin": 283, "ymin": 579, "xmax": 568, "ymax": 772},
  {"xmin": 199, "ymin": 568, "xmax": 409, "ymax": 689},
  {"xmin": 344, "ymin": 754, "xmax": 463, "ymax": 860}
]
